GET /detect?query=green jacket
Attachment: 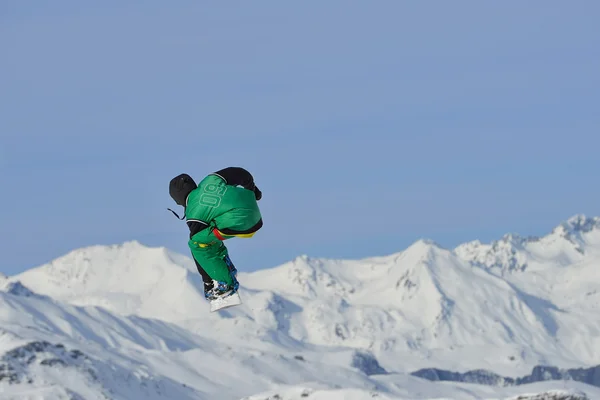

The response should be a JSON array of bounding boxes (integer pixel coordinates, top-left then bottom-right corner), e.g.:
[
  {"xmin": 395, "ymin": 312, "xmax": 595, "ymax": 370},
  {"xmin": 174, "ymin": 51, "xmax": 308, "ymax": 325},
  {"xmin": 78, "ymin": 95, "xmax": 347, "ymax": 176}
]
[
  {"xmin": 187, "ymin": 174, "xmax": 261, "ymax": 229},
  {"xmin": 184, "ymin": 168, "xmax": 262, "ymax": 243}
]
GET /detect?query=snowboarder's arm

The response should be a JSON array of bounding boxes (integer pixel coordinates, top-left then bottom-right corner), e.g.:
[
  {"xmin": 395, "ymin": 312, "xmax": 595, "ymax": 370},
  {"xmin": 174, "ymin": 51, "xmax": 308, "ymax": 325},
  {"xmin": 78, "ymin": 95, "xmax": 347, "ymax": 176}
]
[
  {"xmin": 212, "ymin": 167, "xmax": 255, "ymax": 190},
  {"xmin": 212, "ymin": 167, "xmax": 262, "ymax": 200}
]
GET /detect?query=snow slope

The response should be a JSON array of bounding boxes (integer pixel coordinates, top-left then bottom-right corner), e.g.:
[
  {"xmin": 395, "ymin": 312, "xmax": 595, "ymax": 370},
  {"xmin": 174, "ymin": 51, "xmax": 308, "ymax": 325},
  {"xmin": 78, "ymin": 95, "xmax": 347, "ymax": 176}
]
[
  {"xmin": 9, "ymin": 242, "xmax": 205, "ymax": 323},
  {"xmin": 8, "ymin": 282, "xmax": 583, "ymax": 400},
  {"xmin": 0, "ymin": 282, "xmax": 404, "ymax": 399},
  {"xmin": 244, "ymin": 383, "xmax": 600, "ymax": 400},
  {"xmin": 3, "ymin": 214, "xmax": 600, "ymax": 399}
]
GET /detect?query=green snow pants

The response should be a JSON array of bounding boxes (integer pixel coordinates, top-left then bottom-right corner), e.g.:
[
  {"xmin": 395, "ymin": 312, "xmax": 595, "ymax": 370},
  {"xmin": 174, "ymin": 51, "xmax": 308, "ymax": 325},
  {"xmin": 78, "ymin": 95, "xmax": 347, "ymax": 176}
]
[{"xmin": 188, "ymin": 226, "xmax": 237, "ymax": 286}]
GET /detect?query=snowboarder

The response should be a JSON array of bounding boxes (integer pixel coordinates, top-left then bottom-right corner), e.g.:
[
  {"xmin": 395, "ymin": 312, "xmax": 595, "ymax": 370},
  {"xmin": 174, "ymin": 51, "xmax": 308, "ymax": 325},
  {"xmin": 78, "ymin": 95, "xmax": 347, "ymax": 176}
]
[{"xmin": 168, "ymin": 167, "xmax": 263, "ymax": 304}]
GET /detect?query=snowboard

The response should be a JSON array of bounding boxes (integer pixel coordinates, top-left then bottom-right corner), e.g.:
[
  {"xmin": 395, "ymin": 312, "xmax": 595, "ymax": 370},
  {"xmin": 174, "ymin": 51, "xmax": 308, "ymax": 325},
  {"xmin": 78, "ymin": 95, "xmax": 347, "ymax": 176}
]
[{"xmin": 210, "ymin": 291, "xmax": 242, "ymax": 312}]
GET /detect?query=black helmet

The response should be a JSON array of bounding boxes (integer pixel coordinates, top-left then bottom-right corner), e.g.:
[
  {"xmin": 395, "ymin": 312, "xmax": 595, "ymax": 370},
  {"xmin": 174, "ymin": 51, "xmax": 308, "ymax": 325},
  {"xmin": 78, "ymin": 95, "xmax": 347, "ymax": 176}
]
[{"xmin": 169, "ymin": 173, "xmax": 197, "ymax": 206}]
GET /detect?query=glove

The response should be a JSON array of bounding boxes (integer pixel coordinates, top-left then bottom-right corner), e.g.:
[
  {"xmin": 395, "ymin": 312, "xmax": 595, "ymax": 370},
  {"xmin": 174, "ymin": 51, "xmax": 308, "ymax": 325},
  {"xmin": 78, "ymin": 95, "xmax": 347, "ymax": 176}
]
[{"xmin": 254, "ymin": 186, "xmax": 262, "ymax": 201}]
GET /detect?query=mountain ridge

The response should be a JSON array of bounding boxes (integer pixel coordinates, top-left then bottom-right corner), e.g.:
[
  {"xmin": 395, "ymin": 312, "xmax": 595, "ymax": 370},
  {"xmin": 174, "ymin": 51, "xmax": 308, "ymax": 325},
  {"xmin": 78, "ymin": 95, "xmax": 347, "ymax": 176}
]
[{"xmin": 3, "ymin": 214, "xmax": 600, "ymax": 399}]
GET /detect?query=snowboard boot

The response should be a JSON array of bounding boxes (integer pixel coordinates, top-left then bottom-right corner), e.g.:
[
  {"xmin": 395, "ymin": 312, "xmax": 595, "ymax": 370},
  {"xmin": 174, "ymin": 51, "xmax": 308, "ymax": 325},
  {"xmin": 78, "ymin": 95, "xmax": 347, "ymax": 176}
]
[
  {"xmin": 203, "ymin": 255, "xmax": 240, "ymax": 301},
  {"xmin": 204, "ymin": 280, "xmax": 236, "ymax": 301}
]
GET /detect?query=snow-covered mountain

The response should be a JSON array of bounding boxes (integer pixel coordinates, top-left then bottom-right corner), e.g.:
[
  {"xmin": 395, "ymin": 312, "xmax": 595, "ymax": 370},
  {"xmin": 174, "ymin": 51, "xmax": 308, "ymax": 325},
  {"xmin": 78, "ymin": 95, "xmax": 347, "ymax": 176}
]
[
  {"xmin": 2, "ymin": 214, "xmax": 600, "ymax": 399},
  {"xmin": 455, "ymin": 215, "xmax": 600, "ymax": 273}
]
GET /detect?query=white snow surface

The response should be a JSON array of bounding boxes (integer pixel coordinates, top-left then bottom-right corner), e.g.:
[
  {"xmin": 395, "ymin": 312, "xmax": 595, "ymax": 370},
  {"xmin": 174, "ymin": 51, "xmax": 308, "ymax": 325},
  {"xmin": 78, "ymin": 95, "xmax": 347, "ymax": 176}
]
[{"xmin": 2, "ymin": 215, "xmax": 600, "ymax": 399}]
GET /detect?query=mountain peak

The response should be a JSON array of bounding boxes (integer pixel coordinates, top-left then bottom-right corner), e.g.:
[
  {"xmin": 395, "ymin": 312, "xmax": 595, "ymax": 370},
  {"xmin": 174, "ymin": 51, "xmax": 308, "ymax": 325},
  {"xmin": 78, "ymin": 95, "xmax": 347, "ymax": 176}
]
[
  {"xmin": 553, "ymin": 214, "xmax": 600, "ymax": 236},
  {"xmin": 35, "ymin": 240, "xmax": 190, "ymax": 277},
  {"xmin": 544, "ymin": 214, "xmax": 600, "ymax": 255},
  {"xmin": 404, "ymin": 238, "xmax": 445, "ymax": 255},
  {"xmin": 454, "ymin": 234, "xmax": 531, "ymax": 272},
  {"xmin": 454, "ymin": 214, "xmax": 600, "ymax": 272},
  {"xmin": 412, "ymin": 238, "xmax": 443, "ymax": 248},
  {"xmin": 9, "ymin": 241, "xmax": 205, "ymax": 321},
  {"xmin": 399, "ymin": 239, "xmax": 447, "ymax": 267}
]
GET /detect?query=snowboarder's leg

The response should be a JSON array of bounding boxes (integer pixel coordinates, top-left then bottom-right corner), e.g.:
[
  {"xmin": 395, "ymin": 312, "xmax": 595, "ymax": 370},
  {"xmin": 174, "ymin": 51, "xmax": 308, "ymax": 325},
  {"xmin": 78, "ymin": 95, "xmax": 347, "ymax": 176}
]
[
  {"xmin": 191, "ymin": 256, "xmax": 216, "ymax": 293},
  {"xmin": 188, "ymin": 239, "xmax": 238, "ymax": 298}
]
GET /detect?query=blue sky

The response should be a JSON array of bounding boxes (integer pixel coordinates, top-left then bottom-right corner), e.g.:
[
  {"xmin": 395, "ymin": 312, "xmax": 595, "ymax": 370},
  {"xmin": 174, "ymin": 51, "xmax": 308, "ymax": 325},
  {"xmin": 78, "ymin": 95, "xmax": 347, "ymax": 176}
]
[{"xmin": 1, "ymin": 1, "xmax": 599, "ymax": 275}]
